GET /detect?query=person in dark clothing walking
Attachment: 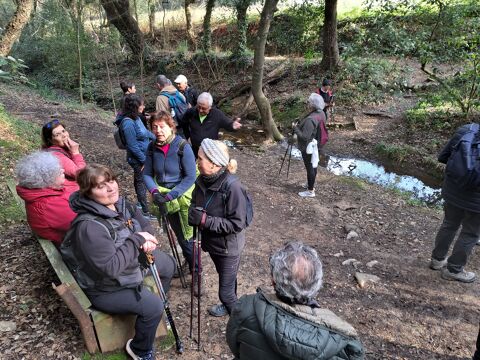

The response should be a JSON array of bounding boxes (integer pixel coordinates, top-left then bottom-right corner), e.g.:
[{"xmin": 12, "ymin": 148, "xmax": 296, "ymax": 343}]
[
  {"xmin": 188, "ymin": 139, "xmax": 248, "ymax": 317},
  {"xmin": 116, "ymin": 94, "xmax": 156, "ymax": 219},
  {"xmin": 179, "ymin": 92, "xmax": 242, "ymax": 157},
  {"xmin": 430, "ymin": 124, "xmax": 480, "ymax": 282},
  {"xmin": 293, "ymin": 93, "xmax": 325, "ymax": 198},
  {"xmin": 174, "ymin": 74, "xmax": 199, "ymax": 107},
  {"xmin": 226, "ymin": 241, "xmax": 364, "ymax": 360},
  {"xmin": 318, "ymin": 78, "xmax": 334, "ymax": 121},
  {"xmin": 63, "ymin": 164, "xmax": 175, "ymax": 360},
  {"xmin": 119, "ymin": 81, "xmax": 148, "ymax": 128}
]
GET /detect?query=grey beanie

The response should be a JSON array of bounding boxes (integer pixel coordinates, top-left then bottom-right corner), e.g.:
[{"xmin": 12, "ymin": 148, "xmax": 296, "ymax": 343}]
[{"xmin": 201, "ymin": 138, "xmax": 229, "ymax": 167}]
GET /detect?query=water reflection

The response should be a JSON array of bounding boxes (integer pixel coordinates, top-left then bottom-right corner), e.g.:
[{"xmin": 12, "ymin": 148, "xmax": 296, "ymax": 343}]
[{"xmin": 327, "ymin": 155, "xmax": 442, "ymax": 204}]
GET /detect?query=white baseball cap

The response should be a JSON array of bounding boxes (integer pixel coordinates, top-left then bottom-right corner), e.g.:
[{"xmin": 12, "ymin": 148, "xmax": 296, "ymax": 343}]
[{"xmin": 174, "ymin": 74, "xmax": 188, "ymax": 84}]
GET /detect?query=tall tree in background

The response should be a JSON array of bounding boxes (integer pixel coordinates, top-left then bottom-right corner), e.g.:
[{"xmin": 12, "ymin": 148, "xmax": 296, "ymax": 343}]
[
  {"xmin": 202, "ymin": 0, "xmax": 216, "ymax": 52},
  {"xmin": 320, "ymin": 0, "xmax": 339, "ymax": 71},
  {"xmin": 232, "ymin": 0, "xmax": 251, "ymax": 58},
  {"xmin": 0, "ymin": 0, "xmax": 34, "ymax": 56},
  {"xmin": 185, "ymin": 0, "xmax": 196, "ymax": 47},
  {"xmin": 100, "ymin": 0, "xmax": 144, "ymax": 56},
  {"xmin": 251, "ymin": 0, "xmax": 282, "ymax": 141}
]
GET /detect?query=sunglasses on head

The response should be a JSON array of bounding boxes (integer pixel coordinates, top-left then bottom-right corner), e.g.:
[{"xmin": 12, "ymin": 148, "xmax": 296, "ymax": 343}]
[{"xmin": 44, "ymin": 119, "xmax": 60, "ymax": 129}]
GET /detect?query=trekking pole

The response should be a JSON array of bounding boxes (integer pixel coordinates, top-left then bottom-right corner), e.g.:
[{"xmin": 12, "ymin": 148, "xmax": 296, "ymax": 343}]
[
  {"xmin": 286, "ymin": 141, "xmax": 293, "ymax": 179},
  {"xmin": 278, "ymin": 142, "xmax": 291, "ymax": 176},
  {"xmin": 189, "ymin": 225, "xmax": 202, "ymax": 350},
  {"xmin": 161, "ymin": 214, "xmax": 187, "ymax": 289},
  {"xmin": 145, "ymin": 252, "xmax": 184, "ymax": 354},
  {"xmin": 189, "ymin": 227, "xmax": 196, "ymax": 339},
  {"xmin": 196, "ymin": 228, "xmax": 202, "ymax": 351}
]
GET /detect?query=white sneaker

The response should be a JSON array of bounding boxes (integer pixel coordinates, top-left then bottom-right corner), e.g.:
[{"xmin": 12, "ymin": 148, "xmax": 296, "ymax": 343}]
[{"xmin": 298, "ymin": 190, "xmax": 315, "ymax": 198}]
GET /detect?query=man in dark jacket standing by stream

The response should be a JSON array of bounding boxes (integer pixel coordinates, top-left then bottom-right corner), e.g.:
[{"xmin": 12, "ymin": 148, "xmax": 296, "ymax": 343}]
[
  {"xmin": 179, "ymin": 92, "xmax": 242, "ymax": 157},
  {"xmin": 226, "ymin": 241, "xmax": 364, "ymax": 360},
  {"xmin": 430, "ymin": 124, "xmax": 480, "ymax": 283}
]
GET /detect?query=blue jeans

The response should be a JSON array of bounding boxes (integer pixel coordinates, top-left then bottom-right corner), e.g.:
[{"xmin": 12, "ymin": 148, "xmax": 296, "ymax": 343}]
[{"xmin": 431, "ymin": 202, "xmax": 480, "ymax": 273}]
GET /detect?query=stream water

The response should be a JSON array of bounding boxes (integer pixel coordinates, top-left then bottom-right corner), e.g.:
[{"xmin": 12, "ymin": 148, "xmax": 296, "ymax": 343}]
[{"xmin": 276, "ymin": 141, "xmax": 442, "ymax": 204}]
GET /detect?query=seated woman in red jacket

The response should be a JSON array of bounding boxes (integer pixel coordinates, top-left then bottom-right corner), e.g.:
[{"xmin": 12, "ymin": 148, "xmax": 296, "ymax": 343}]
[
  {"xmin": 42, "ymin": 119, "xmax": 86, "ymax": 192},
  {"xmin": 16, "ymin": 151, "xmax": 77, "ymax": 246}
]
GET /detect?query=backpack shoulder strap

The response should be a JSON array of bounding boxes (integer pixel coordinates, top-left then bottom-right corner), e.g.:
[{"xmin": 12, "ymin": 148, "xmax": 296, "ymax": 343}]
[
  {"xmin": 67, "ymin": 213, "xmax": 116, "ymax": 242},
  {"xmin": 177, "ymin": 139, "xmax": 188, "ymax": 157}
]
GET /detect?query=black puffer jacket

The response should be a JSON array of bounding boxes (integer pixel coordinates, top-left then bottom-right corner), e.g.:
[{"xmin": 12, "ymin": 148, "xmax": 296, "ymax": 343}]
[
  {"xmin": 190, "ymin": 171, "xmax": 247, "ymax": 256},
  {"xmin": 438, "ymin": 124, "xmax": 480, "ymax": 213},
  {"xmin": 226, "ymin": 289, "xmax": 365, "ymax": 360},
  {"xmin": 63, "ymin": 192, "xmax": 150, "ymax": 295}
]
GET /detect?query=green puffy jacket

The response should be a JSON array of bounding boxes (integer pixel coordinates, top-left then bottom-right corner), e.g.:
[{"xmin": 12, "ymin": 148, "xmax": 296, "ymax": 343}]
[{"xmin": 226, "ymin": 289, "xmax": 365, "ymax": 360}]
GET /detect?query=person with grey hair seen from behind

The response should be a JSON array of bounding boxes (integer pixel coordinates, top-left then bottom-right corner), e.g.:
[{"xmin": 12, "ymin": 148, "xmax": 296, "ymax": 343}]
[
  {"xmin": 226, "ymin": 241, "xmax": 365, "ymax": 360},
  {"xmin": 155, "ymin": 74, "xmax": 187, "ymax": 136},
  {"xmin": 179, "ymin": 92, "xmax": 242, "ymax": 157},
  {"xmin": 293, "ymin": 93, "xmax": 326, "ymax": 198},
  {"xmin": 15, "ymin": 151, "xmax": 77, "ymax": 247}
]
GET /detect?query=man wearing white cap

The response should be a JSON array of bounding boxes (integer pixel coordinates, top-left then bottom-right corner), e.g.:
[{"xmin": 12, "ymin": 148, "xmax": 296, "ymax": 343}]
[{"xmin": 174, "ymin": 74, "xmax": 198, "ymax": 107}]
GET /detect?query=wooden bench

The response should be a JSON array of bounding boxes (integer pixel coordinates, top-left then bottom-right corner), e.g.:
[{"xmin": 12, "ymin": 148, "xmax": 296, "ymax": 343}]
[{"xmin": 7, "ymin": 180, "xmax": 168, "ymax": 354}]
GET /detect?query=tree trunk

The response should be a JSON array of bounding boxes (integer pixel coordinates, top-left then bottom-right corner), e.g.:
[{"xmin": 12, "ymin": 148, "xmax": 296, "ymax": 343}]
[
  {"xmin": 320, "ymin": 0, "xmax": 339, "ymax": 71},
  {"xmin": 74, "ymin": 0, "xmax": 84, "ymax": 104},
  {"xmin": 0, "ymin": 0, "xmax": 34, "ymax": 57},
  {"xmin": 233, "ymin": 0, "xmax": 250, "ymax": 58},
  {"xmin": 202, "ymin": 0, "xmax": 215, "ymax": 53},
  {"xmin": 100, "ymin": 0, "xmax": 144, "ymax": 56},
  {"xmin": 251, "ymin": 0, "xmax": 283, "ymax": 142},
  {"xmin": 148, "ymin": 0, "xmax": 155, "ymax": 37},
  {"xmin": 184, "ymin": 0, "xmax": 196, "ymax": 48}
]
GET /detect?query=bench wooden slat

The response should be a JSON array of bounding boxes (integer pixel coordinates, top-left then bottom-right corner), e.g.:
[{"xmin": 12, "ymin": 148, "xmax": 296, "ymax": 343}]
[{"xmin": 38, "ymin": 239, "xmax": 92, "ymax": 310}]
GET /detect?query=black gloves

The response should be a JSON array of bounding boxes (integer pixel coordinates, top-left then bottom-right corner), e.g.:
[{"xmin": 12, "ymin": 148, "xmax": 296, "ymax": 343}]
[
  {"xmin": 153, "ymin": 192, "xmax": 167, "ymax": 207},
  {"xmin": 138, "ymin": 251, "xmax": 150, "ymax": 269},
  {"xmin": 188, "ymin": 207, "xmax": 205, "ymax": 227}
]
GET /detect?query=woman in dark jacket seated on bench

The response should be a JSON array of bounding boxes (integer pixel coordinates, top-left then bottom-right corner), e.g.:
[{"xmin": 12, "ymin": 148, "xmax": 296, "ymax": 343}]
[
  {"xmin": 16, "ymin": 151, "xmax": 76, "ymax": 246},
  {"xmin": 62, "ymin": 164, "xmax": 175, "ymax": 360}
]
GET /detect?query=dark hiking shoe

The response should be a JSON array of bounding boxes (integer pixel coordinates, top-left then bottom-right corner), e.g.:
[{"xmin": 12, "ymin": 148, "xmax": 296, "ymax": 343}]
[
  {"xmin": 126, "ymin": 339, "xmax": 154, "ymax": 360},
  {"xmin": 192, "ymin": 273, "xmax": 205, "ymax": 297},
  {"xmin": 429, "ymin": 258, "xmax": 447, "ymax": 270},
  {"xmin": 208, "ymin": 303, "xmax": 228, "ymax": 317},
  {"xmin": 441, "ymin": 268, "xmax": 476, "ymax": 283}
]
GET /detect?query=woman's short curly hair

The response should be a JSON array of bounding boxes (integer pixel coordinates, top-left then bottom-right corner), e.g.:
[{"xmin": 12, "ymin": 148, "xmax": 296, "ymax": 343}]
[
  {"xmin": 269, "ymin": 241, "xmax": 323, "ymax": 305},
  {"xmin": 16, "ymin": 151, "xmax": 62, "ymax": 188}
]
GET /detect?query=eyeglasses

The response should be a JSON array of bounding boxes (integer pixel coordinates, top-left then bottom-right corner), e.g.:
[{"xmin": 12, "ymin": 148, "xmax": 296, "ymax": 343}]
[{"xmin": 44, "ymin": 119, "xmax": 60, "ymax": 129}]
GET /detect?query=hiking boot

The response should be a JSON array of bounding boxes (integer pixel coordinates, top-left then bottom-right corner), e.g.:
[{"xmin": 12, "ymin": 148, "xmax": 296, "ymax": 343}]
[
  {"xmin": 192, "ymin": 273, "xmax": 205, "ymax": 297},
  {"xmin": 441, "ymin": 268, "xmax": 476, "ymax": 283},
  {"xmin": 126, "ymin": 339, "xmax": 154, "ymax": 360},
  {"xmin": 298, "ymin": 190, "xmax": 315, "ymax": 198},
  {"xmin": 429, "ymin": 258, "xmax": 447, "ymax": 270},
  {"xmin": 208, "ymin": 303, "xmax": 228, "ymax": 317}
]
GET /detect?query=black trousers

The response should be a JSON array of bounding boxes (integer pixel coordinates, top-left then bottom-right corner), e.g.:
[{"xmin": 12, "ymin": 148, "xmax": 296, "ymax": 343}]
[
  {"xmin": 88, "ymin": 250, "xmax": 175, "ymax": 356},
  {"xmin": 301, "ymin": 151, "xmax": 317, "ymax": 191},
  {"xmin": 130, "ymin": 162, "xmax": 148, "ymax": 213},
  {"xmin": 209, "ymin": 253, "xmax": 241, "ymax": 314},
  {"xmin": 474, "ymin": 324, "xmax": 480, "ymax": 360}
]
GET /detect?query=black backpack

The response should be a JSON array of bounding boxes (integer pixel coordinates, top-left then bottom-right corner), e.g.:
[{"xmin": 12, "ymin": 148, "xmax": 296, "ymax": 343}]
[
  {"xmin": 218, "ymin": 176, "xmax": 254, "ymax": 228},
  {"xmin": 60, "ymin": 202, "xmax": 137, "ymax": 289},
  {"xmin": 445, "ymin": 123, "xmax": 480, "ymax": 189},
  {"xmin": 113, "ymin": 115, "xmax": 133, "ymax": 150}
]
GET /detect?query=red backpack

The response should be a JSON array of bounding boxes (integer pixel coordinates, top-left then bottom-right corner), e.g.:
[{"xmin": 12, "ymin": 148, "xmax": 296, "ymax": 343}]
[{"xmin": 311, "ymin": 112, "xmax": 329, "ymax": 146}]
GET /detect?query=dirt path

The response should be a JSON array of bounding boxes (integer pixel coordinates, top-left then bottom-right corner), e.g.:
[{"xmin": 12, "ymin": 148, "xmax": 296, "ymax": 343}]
[{"xmin": 0, "ymin": 85, "xmax": 479, "ymax": 360}]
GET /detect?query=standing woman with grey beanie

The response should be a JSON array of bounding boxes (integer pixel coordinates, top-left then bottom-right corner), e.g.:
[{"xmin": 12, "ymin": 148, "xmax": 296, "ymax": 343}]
[{"xmin": 188, "ymin": 139, "xmax": 249, "ymax": 317}]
